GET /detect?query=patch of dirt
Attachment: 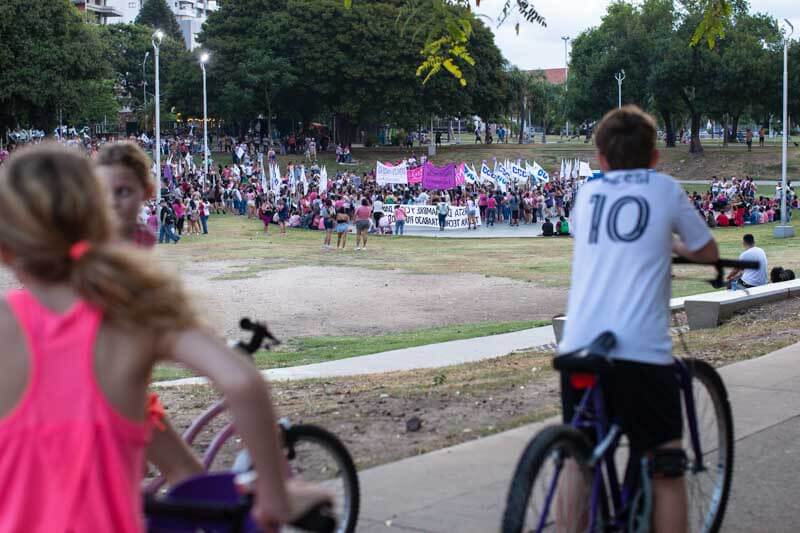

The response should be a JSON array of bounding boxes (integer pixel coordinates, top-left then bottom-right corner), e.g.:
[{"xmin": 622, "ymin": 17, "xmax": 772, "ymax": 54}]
[
  {"xmin": 179, "ymin": 263, "xmax": 567, "ymax": 340},
  {"xmin": 155, "ymin": 295, "xmax": 800, "ymax": 473}
]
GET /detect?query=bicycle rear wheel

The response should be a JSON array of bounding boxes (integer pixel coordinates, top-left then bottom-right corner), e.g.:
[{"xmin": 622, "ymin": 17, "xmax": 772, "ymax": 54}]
[
  {"xmin": 682, "ymin": 359, "xmax": 734, "ymax": 533},
  {"xmin": 283, "ymin": 424, "xmax": 360, "ymax": 533},
  {"xmin": 502, "ymin": 425, "xmax": 599, "ymax": 533}
]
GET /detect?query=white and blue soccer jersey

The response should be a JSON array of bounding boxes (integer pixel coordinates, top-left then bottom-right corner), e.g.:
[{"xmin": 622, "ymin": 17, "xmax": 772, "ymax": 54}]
[{"xmin": 559, "ymin": 170, "xmax": 712, "ymax": 365}]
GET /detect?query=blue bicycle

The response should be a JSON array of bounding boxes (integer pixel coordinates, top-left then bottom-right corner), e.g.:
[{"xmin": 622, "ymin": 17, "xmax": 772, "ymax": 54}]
[{"xmin": 502, "ymin": 258, "xmax": 757, "ymax": 533}]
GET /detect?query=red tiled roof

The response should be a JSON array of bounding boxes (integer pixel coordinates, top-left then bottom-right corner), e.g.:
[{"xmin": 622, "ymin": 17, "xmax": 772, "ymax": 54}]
[{"xmin": 526, "ymin": 68, "xmax": 567, "ymax": 85}]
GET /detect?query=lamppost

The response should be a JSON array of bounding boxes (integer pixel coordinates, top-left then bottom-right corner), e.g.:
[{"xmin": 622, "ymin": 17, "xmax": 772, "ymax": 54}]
[
  {"xmin": 561, "ymin": 36, "xmax": 570, "ymax": 139},
  {"xmin": 774, "ymin": 19, "xmax": 795, "ymax": 238},
  {"xmin": 152, "ymin": 30, "xmax": 163, "ymax": 234},
  {"xmin": 142, "ymin": 51, "xmax": 149, "ymax": 132},
  {"xmin": 615, "ymin": 70, "xmax": 626, "ymax": 109},
  {"xmin": 200, "ymin": 52, "xmax": 210, "ymax": 183}
]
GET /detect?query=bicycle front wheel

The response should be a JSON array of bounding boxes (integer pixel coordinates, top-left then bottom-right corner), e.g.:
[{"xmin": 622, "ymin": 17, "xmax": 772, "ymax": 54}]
[
  {"xmin": 682, "ymin": 358, "xmax": 734, "ymax": 533},
  {"xmin": 502, "ymin": 425, "xmax": 599, "ymax": 533},
  {"xmin": 283, "ymin": 424, "xmax": 360, "ymax": 533}
]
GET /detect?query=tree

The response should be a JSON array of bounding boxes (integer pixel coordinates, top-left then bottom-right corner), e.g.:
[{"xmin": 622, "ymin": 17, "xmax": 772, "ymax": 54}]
[
  {"xmin": 136, "ymin": 0, "xmax": 183, "ymax": 44},
  {"xmin": 0, "ymin": 0, "xmax": 110, "ymax": 131}
]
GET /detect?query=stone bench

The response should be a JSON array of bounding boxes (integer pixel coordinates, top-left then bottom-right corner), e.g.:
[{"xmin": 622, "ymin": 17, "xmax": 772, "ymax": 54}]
[
  {"xmin": 683, "ymin": 280, "xmax": 800, "ymax": 329},
  {"xmin": 552, "ymin": 281, "xmax": 800, "ymax": 342},
  {"xmin": 552, "ymin": 295, "xmax": 687, "ymax": 344}
]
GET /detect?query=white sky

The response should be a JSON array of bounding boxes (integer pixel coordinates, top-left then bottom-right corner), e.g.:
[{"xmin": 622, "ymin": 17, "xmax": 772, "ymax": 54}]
[{"xmin": 475, "ymin": 0, "xmax": 800, "ymax": 70}]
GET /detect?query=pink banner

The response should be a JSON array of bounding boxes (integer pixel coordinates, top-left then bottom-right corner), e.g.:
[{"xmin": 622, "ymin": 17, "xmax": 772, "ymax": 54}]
[
  {"xmin": 422, "ymin": 162, "xmax": 456, "ymax": 190},
  {"xmin": 407, "ymin": 165, "xmax": 423, "ymax": 184}
]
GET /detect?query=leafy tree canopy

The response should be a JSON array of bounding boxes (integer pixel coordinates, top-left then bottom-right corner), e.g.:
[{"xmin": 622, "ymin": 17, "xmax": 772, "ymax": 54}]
[{"xmin": 135, "ymin": 0, "xmax": 184, "ymax": 43}]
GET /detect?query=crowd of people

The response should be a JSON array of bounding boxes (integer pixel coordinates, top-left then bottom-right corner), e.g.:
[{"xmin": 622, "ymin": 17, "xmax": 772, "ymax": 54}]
[{"xmin": 688, "ymin": 175, "xmax": 796, "ymax": 228}]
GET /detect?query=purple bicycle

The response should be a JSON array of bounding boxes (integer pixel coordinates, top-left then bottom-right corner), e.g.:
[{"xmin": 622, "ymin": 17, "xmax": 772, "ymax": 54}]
[
  {"xmin": 502, "ymin": 258, "xmax": 758, "ymax": 533},
  {"xmin": 144, "ymin": 319, "xmax": 360, "ymax": 533}
]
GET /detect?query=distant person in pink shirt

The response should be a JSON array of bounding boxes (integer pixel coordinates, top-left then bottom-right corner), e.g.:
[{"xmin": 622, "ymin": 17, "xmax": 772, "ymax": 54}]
[
  {"xmin": 354, "ymin": 199, "xmax": 372, "ymax": 250},
  {"xmin": 394, "ymin": 205, "xmax": 407, "ymax": 235},
  {"xmin": 487, "ymin": 195, "xmax": 497, "ymax": 226}
]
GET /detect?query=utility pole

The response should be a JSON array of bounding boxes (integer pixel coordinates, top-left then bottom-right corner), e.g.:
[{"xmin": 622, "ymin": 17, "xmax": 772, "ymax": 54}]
[
  {"xmin": 561, "ymin": 36, "xmax": 570, "ymax": 139},
  {"xmin": 774, "ymin": 19, "xmax": 795, "ymax": 238},
  {"xmin": 615, "ymin": 70, "xmax": 626, "ymax": 109}
]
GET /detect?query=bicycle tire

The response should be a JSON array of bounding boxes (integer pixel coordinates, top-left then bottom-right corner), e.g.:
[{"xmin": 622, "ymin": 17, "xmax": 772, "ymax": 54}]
[
  {"xmin": 682, "ymin": 359, "xmax": 734, "ymax": 533},
  {"xmin": 284, "ymin": 424, "xmax": 360, "ymax": 533},
  {"xmin": 502, "ymin": 425, "xmax": 598, "ymax": 533}
]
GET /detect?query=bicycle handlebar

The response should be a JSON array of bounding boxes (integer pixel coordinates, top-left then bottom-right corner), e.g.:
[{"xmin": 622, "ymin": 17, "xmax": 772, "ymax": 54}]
[
  {"xmin": 236, "ymin": 318, "xmax": 280, "ymax": 356},
  {"xmin": 672, "ymin": 257, "xmax": 761, "ymax": 289}
]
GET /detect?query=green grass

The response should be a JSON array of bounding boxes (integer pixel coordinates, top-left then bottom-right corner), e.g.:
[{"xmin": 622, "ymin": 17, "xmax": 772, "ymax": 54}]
[
  {"xmin": 152, "ymin": 319, "xmax": 548, "ymax": 381},
  {"xmin": 160, "ymin": 214, "xmax": 800, "ymax": 300}
]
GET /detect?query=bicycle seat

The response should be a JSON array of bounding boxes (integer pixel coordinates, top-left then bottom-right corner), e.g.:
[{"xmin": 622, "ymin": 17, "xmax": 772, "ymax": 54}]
[{"xmin": 553, "ymin": 331, "xmax": 617, "ymax": 373}]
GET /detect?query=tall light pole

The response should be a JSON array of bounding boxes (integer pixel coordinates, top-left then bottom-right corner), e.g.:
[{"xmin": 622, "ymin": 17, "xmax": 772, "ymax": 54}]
[
  {"xmin": 142, "ymin": 51, "xmax": 149, "ymax": 133},
  {"xmin": 152, "ymin": 30, "xmax": 163, "ymax": 235},
  {"xmin": 615, "ymin": 70, "xmax": 626, "ymax": 109},
  {"xmin": 775, "ymin": 19, "xmax": 795, "ymax": 238},
  {"xmin": 200, "ymin": 52, "xmax": 210, "ymax": 183},
  {"xmin": 561, "ymin": 36, "xmax": 570, "ymax": 138}
]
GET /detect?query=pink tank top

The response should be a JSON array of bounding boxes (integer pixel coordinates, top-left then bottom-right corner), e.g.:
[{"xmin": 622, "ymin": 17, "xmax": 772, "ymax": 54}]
[{"xmin": 0, "ymin": 290, "xmax": 151, "ymax": 533}]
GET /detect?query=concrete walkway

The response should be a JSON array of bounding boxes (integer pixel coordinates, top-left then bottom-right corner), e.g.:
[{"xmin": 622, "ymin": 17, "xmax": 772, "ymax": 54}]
[
  {"xmin": 355, "ymin": 342, "xmax": 800, "ymax": 532},
  {"xmin": 153, "ymin": 325, "xmax": 558, "ymax": 387}
]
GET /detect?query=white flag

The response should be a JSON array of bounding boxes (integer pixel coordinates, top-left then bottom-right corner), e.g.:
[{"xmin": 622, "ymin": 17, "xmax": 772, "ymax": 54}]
[
  {"xmin": 320, "ymin": 166, "xmax": 328, "ymax": 193},
  {"xmin": 560, "ymin": 159, "xmax": 567, "ymax": 178},
  {"xmin": 510, "ymin": 161, "xmax": 527, "ymax": 183},
  {"xmin": 480, "ymin": 162, "xmax": 495, "ymax": 185},
  {"xmin": 530, "ymin": 161, "xmax": 550, "ymax": 184},
  {"xmin": 464, "ymin": 164, "xmax": 479, "ymax": 184},
  {"xmin": 579, "ymin": 161, "xmax": 593, "ymax": 177},
  {"xmin": 494, "ymin": 161, "xmax": 510, "ymax": 192}
]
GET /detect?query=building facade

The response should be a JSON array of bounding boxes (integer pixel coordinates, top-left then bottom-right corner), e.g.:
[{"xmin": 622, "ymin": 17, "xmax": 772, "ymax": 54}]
[
  {"xmin": 106, "ymin": 0, "xmax": 218, "ymax": 49},
  {"xmin": 72, "ymin": 0, "xmax": 123, "ymax": 24}
]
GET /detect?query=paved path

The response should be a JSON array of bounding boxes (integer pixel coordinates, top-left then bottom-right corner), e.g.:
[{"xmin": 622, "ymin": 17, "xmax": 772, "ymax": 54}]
[
  {"xmin": 355, "ymin": 342, "xmax": 800, "ymax": 532},
  {"xmin": 153, "ymin": 325, "xmax": 558, "ymax": 387}
]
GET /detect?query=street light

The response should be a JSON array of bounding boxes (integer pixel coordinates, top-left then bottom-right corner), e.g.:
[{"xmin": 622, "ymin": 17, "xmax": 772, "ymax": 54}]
[
  {"xmin": 561, "ymin": 36, "xmax": 570, "ymax": 138},
  {"xmin": 142, "ymin": 51, "xmax": 149, "ymax": 132},
  {"xmin": 200, "ymin": 52, "xmax": 210, "ymax": 184},
  {"xmin": 774, "ymin": 19, "xmax": 795, "ymax": 238},
  {"xmin": 615, "ymin": 70, "xmax": 626, "ymax": 109},
  {"xmin": 152, "ymin": 30, "xmax": 163, "ymax": 236}
]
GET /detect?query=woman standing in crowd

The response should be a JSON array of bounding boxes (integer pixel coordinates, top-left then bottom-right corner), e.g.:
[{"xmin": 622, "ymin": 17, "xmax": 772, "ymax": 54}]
[
  {"xmin": 395, "ymin": 204, "xmax": 407, "ymax": 235},
  {"xmin": 336, "ymin": 207, "xmax": 351, "ymax": 249},
  {"xmin": 466, "ymin": 195, "xmax": 478, "ymax": 230},
  {"xmin": 354, "ymin": 198, "xmax": 372, "ymax": 250},
  {"xmin": 172, "ymin": 197, "xmax": 186, "ymax": 236},
  {"xmin": 321, "ymin": 199, "xmax": 335, "ymax": 249}
]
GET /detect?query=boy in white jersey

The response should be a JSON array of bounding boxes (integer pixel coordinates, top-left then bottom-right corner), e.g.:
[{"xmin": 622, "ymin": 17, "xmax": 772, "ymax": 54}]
[{"xmin": 558, "ymin": 106, "xmax": 719, "ymax": 532}]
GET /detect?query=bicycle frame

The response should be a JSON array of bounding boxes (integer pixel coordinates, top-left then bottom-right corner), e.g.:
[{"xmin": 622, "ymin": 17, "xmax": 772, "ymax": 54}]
[{"xmin": 537, "ymin": 358, "xmax": 703, "ymax": 532}]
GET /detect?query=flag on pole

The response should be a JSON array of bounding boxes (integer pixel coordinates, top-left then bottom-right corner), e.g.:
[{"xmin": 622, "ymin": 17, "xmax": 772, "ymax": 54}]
[
  {"xmin": 480, "ymin": 161, "xmax": 495, "ymax": 185},
  {"xmin": 529, "ymin": 161, "xmax": 550, "ymax": 184},
  {"xmin": 320, "ymin": 166, "xmax": 328, "ymax": 193},
  {"xmin": 572, "ymin": 159, "xmax": 580, "ymax": 179},
  {"xmin": 510, "ymin": 161, "xmax": 528, "ymax": 183},
  {"xmin": 560, "ymin": 159, "xmax": 567, "ymax": 178},
  {"xmin": 464, "ymin": 163, "xmax": 479, "ymax": 184},
  {"xmin": 494, "ymin": 161, "xmax": 510, "ymax": 192},
  {"xmin": 300, "ymin": 165, "xmax": 308, "ymax": 195},
  {"xmin": 579, "ymin": 161, "xmax": 593, "ymax": 177}
]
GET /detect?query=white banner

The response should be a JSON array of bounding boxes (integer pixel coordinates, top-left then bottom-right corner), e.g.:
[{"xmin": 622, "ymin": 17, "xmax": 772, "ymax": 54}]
[
  {"xmin": 579, "ymin": 161, "xmax": 593, "ymax": 177},
  {"xmin": 494, "ymin": 162, "xmax": 510, "ymax": 192},
  {"xmin": 381, "ymin": 204, "xmax": 482, "ymax": 230},
  {"xmin": 376, "ymin": 161, "xmax": 408, "ymax": 185}
]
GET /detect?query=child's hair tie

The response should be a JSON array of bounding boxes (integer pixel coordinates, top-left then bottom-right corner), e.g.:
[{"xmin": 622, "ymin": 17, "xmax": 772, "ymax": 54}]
[{"xmin": 69, "ymin": 240, "xmax": 91, "ymax": 261}]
